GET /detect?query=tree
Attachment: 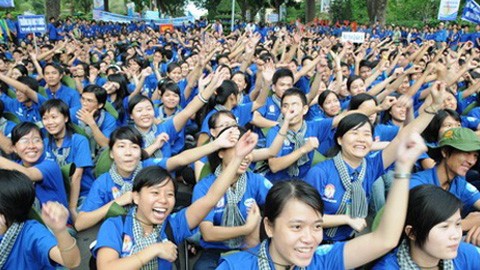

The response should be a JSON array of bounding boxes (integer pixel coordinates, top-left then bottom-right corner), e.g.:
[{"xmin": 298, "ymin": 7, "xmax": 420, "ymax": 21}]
[
  {"xmin": 366, "ymin": 0, "xmax": 387, "ymax": 25},
  {"xmin": 46, "ymin": 0, "xmax": 61, "ymax": 19},
  {"xmin": 305, "ymin": 0, "xmax": 315, "ymax": 22}
]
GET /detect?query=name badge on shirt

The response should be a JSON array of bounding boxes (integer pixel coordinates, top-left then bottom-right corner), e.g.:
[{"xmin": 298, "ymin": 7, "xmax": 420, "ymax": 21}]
[
  {"xmin": 112, "ymin": 186, "xmax": 121, "ymax": 199},
  {"xmin": 122, "ymin": 235, "xmax": 133, "ymax": 256}
]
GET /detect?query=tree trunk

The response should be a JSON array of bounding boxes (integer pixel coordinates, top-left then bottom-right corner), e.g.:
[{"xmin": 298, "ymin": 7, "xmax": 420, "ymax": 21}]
[
  {"xmin": 366, "ymin": 0, "xmax": 388, "ymax": 25},
  {"xmin": 305, "ymin": 0, "xmax": 315, "ymax": 22},
  {"xmin": 45, "ymin": 0, "xmax": 61, "ymax": 20},
  {"xmin": 104, "ymin": 0, "xmax": 109, "ymax": 11}
]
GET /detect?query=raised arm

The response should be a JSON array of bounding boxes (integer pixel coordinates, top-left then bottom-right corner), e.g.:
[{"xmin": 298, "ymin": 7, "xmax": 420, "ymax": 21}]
[
  {"xmin": 343, "ymin": 132, "xmax": 427, "ymax": 269},
  {"xmin": 186, "ymin": 130, "xmax": 258, "ymax": 229},
  {"xmin": 0, "ymin": 72, "xmax": 39, "ymax": 103}
]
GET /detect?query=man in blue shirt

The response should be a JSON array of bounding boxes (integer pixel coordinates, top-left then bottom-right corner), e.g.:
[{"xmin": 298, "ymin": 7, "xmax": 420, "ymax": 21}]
[{"xmin": 410, "ymin": 128, "xmax": 480, "ymax": 245}]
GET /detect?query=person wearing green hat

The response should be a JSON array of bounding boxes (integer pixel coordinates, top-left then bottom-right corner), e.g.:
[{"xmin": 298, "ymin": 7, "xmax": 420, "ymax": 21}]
[{"xmin": 410, "ymin": 127, "xmax": 480, "ymax": 245}]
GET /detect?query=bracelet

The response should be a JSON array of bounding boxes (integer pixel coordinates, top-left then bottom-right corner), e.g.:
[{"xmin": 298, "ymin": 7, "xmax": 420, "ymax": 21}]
[
  {"xmin": 59, "ymin": 238, "xmax": 77, "ymax": 252},
  {"xmin": 134, "ymin": 254, "xmax": 144, "ymax": 267},
  {"xmin": 198, "ymin": 92, "xmax": 208, "ymax": 103},
  {"xmin": 423, "ymin": 106, "xmax": 438, "ymax": 115},
  {"xmin": 393, "ymin": 172, "xmax": 411, "ymax": 179}
]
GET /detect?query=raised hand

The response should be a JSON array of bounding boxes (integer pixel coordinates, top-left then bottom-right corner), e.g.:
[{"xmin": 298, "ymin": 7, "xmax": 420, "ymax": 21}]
[
  {"xmin": 235, "ymin": 130, "xmax": 258, "ymax": 158},
  {"xmin": 395, "ymin": 132, "xmax": 427, "ymax": 166},
  {"xmin": 213, "ymin": 126, "xmax": 240, "ymax": 149},
  {"xmin": 41, "ymin": 201, "xmax": 69, "ymax": 233}
]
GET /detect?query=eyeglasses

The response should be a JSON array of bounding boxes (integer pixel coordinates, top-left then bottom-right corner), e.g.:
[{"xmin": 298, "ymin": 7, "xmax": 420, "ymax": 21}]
[
  {"xmin": 214, "ymin": 123, "xmax": 238, "ymax": 130},
  {"xmin": 17, "ymin": 137, "xmax": 42, "ymax": 145}
]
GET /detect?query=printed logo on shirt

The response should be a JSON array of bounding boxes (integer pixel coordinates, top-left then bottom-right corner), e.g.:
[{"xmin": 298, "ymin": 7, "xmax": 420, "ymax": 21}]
[
  {"xmin": 122, "ymin": 234, "xmax": 133, "ymax": 255},
  {"xmin": 216, "ymin": 197, "xmax": 225, "ymax": 208},
  {"xmin": 244, "ymin": 198, "xmax": 255, "ymax": 208},
  {"xmin": 466, "ymin": 183, "xmax": 479, "ymax": 193},
  {"xmin": 324, "ymin": 184, "xmax": 335, "ymax": 199},
  {"xmin": 264, "ymin": 179, "xmax": 273, "ymax": 189},
  {"xmin": 112, "ymin": 186, "xmax": 121, "ymax": 199},
  {"xmin": 283, "ymin": 139, "xmax": 290, "ymax": 146},
  {"xmin": 269, "ymin": 105, "xmax": 276, "ymax": 113}
]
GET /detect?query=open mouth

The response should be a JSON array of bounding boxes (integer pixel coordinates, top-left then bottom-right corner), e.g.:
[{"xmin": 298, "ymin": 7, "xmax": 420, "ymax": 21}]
[{"xmin": 152, "ymin": 207, "xmax": 167, "ymax": 219}]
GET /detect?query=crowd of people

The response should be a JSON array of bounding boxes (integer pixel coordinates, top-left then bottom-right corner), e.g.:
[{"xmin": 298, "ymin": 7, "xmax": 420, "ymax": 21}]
[{"xmin": 0, "ymin": 14, "xmax": 480, "ymax": 269}]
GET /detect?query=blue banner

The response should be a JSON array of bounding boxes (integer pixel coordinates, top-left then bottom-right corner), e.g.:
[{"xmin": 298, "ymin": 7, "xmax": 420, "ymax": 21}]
[
  {"xmin": 438, "ymin": 0, "xmax": 461, "ymax": 21},
  {"xmin": 0, "ymin": 0, "xmax": 14, "ymax": 8},
  {"xmin": 18, "ymin": 15, "xmax": 46, "ymax": 34},
  {"xmin": 462, "ymin": 0, "xmax": 480, "ymax": 24},
  {"xmin": 93, "ymin": 10, "xmax": 194, "ymax": 26}
]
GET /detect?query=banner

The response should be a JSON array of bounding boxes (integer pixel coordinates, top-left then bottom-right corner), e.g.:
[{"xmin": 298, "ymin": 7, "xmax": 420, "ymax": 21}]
[
  {"xmin": 462, "ymin": 0, "xmax": 480, "ymax": 24},
  {"xmin": 93, "ymin": 0, "xmax": 104, "ymax": 11},
  {"xmin": 93, "ymin": 10, "xmax": 195, "ymax": 26},
  {"xmin": 438, "ymin": 0, "xmax": 461, "ymax": 20},
  {"xmin": 0, "ymin": 0, "xmax": 14, "ymax": 8},
  {"xmin": 18, "ymin": 15, "xmax": 46, "ymax": 34},
  {"xmin": 341, "ymin": 32, "xmax": 365, "ymax": 43}
]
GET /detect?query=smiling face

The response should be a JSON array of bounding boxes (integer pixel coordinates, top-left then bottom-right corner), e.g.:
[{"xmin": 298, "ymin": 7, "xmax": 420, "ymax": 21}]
[
  {"xmin": 110, "ymin": 139, "xmax": 142, "ymax": 178},
  {"xmin": 130, "ymin": 99, "xmax": 155, "ymax": 131},
  {"xmin": 42, "ymin": 108, "xmax": 67, "ymax": 138},
  {"xmin": 321, "ymin": 92, "xmax": 341, "ymax": 117},
  {"xmin": 349, "ymin": 78, "xmax": 366, "ymax": 96},
  {"xmin": 133, "ymin": 180, "xmax": 176, "ymax": 225},
  {"xmin": 13, "ymin": 129, "xmax": 44, "ymax": 166},
  {"xmin": 338, "ymin": 122, "xmax": 373, "ymax": 162},
  {"xmin": 168, "ymin": 67, "xmax": 182, "ymax": 83},
  {"xmin": 443, "ymin": 149, "xmax": 479, "ymax": 177},
  {"xmin": 273, "ymin": 76, "xmax": 293, "ymax": 99},
  {"xmin": 161, "ymin": 90, "xmax": 180, "ymax": 110},
  {"xmin": 266, "ymin": 199, "xmax": 323, "ymax": 267},
  {"xmin": 44, "ymin": 65, "xmax": 62, "ymax": 88}
]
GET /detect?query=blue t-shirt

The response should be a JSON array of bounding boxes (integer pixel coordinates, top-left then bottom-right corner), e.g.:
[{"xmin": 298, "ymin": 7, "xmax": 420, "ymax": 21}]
[
  {"xmin": 69, "ymin": 107, "xmax": 117, "ymax": 139},
  {"xmin": 1, "ymin": 220, "xmax": 59, "ymax": 270},
  {"xmin": 257, "ymin": 96, "xmax": 281, "ymax": 121},
  {"xmin": 45, "ymin": 84, "xmax": 81, "ymax": 108},
  {"xmin": 81, "ymin": 158, "xmax": 167, "ymax": 212},
  {"xmin": 192, "ymin": 171, "xmax": 272, "ymax": 250},
  {"xmin": 265, "ymin": 119, "xmax": 334, "ymax": 183},
  {"xmin": 373, "ymin": 242, "xmax": 480, "ymax": 269},
  {"xmin": 217, "ymin": 241, "xmax": 345, "ymax": 269},
  {"xmin": 93, "ymin": 208, "xmax": 195, "ymax": 270},
  {"xmin": 305, "ymin": 153, "xmax": 385, "ymax": 242},
  {"xmin": 0, "ymin": 92, "xmax": 47, "ymax": 124},
  {"xmin": 44, "ymin": 133, "xmax": 95, "ymax": 197},
  {"xmin": 200, "ymin": 103, "xmax": 254, "ymax": 136},
  {"xmin": 410, "ymin": 167, "xmax": 480, "ymax": 213},
  {"xmin": 31, "ymin": 158, "xmax": 69, "ymax": 209}
]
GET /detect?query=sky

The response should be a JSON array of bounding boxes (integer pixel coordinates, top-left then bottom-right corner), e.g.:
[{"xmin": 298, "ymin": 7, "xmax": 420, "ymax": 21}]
[{"xmin": 186, "ymin": 2, "xmax": 207, "ymax": 19}]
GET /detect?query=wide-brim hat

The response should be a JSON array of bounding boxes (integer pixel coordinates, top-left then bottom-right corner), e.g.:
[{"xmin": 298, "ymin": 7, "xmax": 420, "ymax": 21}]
[{"xmin": 428, "ymin": 128, "xmax": 480, "ymax": 160}]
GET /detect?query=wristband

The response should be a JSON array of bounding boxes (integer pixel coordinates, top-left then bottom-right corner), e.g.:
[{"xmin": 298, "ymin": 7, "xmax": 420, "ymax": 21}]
[{"xmin": 394, "ymin": 172, "xmax": 411, "ymax": 179}]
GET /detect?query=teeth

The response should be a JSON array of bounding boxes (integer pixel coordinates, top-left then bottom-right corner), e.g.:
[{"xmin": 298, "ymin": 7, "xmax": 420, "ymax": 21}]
[
  {"xmin": 153, "ymin": 208, "xmax": 166, "ymax": 213},
  {"xmin": 295, "ymin": 247, "xmax": 312, "ymax": 253}
]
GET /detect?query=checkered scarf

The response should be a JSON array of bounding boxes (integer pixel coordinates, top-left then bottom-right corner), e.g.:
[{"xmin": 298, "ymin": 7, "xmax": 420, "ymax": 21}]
[
  {"xmin": 325, "ymin": 153, "xmax": 367, "ymax": 238},
  {"xmin": 214, "ymin": 165, "xmax": 247, "ymax": 249},
  {"xmin": 0, "ymin": 222, "xmax": 24, "ymax": 268},
  {"xmin": 397, "ymin": 239, "xmax": 453, "ymax": 270},
  {"xmin": 130, "ymin": 207, "xmax": 163, "ymax": 270}
]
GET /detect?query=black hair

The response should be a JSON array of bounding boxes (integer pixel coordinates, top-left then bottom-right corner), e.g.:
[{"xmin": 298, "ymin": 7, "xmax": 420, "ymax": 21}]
[
  {"xmin": 208, "ymin": 125, "xmax": 246, "ymax": 172},
  {"xmin": 405, "ymin": 185, "xmax": 462, "ymax": 248},
  {"xmin": 281, "ymin": 87, "xmax": 308, "ymax": 106},
  {"xmin": 83, "ymin": 84, "xmax": 107, "ymax": 108},
  {"xmin": 421, "ymin": 109, "xmax": 461, "ymax": 143},
  {"xmin": 128, "ymin": 95, "xmax": 154, "ymax": 115},
  {"xmin": 327, "ymin": 113, "xmax": 374, "ymax": 157},
  {"xmin": 207, "ymin": 110, "xmax": 237, "ymax": 132},
  {"xmin": 13, "ymin": 64, "xmax": 28, "ymax": 77},
  {"xmin": 381, "ymin": 92, "xmax": 402, "ymax": 124},
  {"xmin": 40, "ymin": 99, "xmax": 74, "ymax": 141},
  {"xmin": 107, "ymin": 73, "xmax": 128, "ymax": 121},
  {"xmin": 158, "ymin": 79, "xmax": 181, "ymax": 97},
  {"xmin": 133, "ymin": 166, "xmax": 176, "ymax": 193},
  {"xmin": 211, "ymin": 80, "xmax": 239, "ymax": 107},
  {"xmin": 318, "ymin": 90, "xmax": 340, "ymax": 115},
  {"xmin": 108, "ymin": 126, "xmax": 144, "ymax": 149},
  {"xmin": 349, "ymin": 93, "xmax": 378, "ymax": 110},
  {"xmin": 167, "ymin": 62, "xmax": 181, "ymax": 74},
  {"xmin": 0, "ymin": 169, "xmax": 35, "ymax": 226},
  {"xmin": 272, "ymin": 68, "xmax": 294, "ymax": 85},
  {"xmin": 17, "ymin": 76, "xmax": 39, "ymax": 92},
  {"xmin": 347, "ymin": 75, "xmax": 364, "ymax": 92},
  {"xmin": 43, "ymin": 62, "xmax": 64, "ymax": 75},
  {"xmin": 11, "ymin": 122, "xmax": 43, "ymax": 145},
  {"xmin": 231, "ymin": 71, "xmax": 252, "ymax": 94},
  {"xmin": 264, "ymin": 180, "xmax": 324, "ymax": 230}
]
